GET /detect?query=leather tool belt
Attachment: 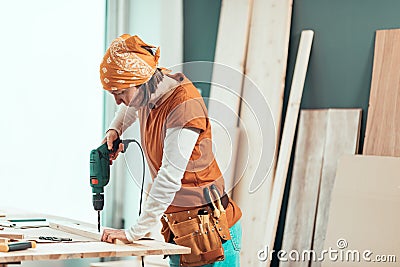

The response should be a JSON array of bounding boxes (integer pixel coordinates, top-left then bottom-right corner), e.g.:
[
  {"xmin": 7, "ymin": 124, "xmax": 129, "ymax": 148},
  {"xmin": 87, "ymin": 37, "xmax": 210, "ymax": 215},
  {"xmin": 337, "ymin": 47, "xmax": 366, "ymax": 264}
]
[{"xmin": 162, "ymin": 191, "xmax": 231, "ymax": 266}]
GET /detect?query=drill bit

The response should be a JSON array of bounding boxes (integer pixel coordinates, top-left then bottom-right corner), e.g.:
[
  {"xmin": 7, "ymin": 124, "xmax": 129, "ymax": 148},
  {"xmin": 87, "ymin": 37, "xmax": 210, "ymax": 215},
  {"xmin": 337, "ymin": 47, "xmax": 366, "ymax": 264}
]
[{"xmin": 97, "ymin": 211, "xmax": 100, "ymax": 233}]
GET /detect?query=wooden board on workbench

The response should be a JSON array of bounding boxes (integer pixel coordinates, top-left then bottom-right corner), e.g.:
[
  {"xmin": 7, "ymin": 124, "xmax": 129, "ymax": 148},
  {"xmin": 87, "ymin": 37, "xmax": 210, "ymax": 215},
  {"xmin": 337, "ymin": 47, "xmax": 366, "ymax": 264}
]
[
  {"xmin": 322, "ymin": 155, "xmax": 400, "ymax": 267},
  {"xmin": 49, "ymin": 221, "xmax": 101, "ymax": 241},
  {"xmin": 0, "ymin": 233, "xmax": 24, "ymax": 240},
  {"xmin": 363, "ymin": 29, "xmax": 400, "ymax": 157},
  {"xmin": 280, "ymin": 109, "xmax": 361, "ymax": 267}
]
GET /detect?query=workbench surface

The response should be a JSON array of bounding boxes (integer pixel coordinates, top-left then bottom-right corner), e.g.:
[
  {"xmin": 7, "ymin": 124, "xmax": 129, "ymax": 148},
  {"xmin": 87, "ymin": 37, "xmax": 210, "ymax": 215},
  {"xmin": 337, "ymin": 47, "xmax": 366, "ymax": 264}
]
[
  {"xmin": 0, "ymin": 208, "xmax": 189, "ymax": 264},
  {"xmin": 0, "ymin": 239, "xmax": 188, "ymax": 263}
]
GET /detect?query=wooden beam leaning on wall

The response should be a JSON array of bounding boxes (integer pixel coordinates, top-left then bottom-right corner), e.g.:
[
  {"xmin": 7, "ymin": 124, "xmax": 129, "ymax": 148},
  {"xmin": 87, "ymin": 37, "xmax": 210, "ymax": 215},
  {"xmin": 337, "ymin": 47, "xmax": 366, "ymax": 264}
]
[
  {"xmin": 260, "ymin": 30, "xmax": 314, "ymax": 266},
  {"xmin": 280, "ymin": 109, "xmax": 361, "ymax": 267},
  {"xmin": 363, "ymin": 29, "xmax": 400, "ymax": 157},
  {"xmin": 208, "ymin": 0, "xmax": 254, "ymax": 194},
  {"xmin": 231, "ymin": 1, "xmax": 293, "ymax": 266}
]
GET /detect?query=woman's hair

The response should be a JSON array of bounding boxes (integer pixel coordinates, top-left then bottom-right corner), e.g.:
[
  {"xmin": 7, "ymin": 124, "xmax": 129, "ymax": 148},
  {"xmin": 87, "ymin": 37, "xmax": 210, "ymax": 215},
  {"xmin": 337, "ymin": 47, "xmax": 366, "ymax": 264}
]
[
  {"xmin": 135, "ymin": 68, "xmax": 164, "ymax": 107},
  {"xmin": 133, "ymin": 46, "xmax": 164, "ymax": 107}
]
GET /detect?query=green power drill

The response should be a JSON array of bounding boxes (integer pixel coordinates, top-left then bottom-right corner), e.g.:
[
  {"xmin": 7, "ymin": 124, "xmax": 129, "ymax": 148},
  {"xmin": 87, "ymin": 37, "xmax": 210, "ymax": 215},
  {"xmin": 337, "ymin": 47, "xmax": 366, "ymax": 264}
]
[{"xmin": 89, "ymin": 137, "xmax": 135, "ymax": 232}]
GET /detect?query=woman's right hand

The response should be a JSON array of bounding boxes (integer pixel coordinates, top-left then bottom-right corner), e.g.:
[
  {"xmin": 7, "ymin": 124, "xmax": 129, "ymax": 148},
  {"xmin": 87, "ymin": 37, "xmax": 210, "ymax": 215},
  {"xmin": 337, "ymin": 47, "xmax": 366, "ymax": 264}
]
[{"xmin": 102, "ymin": 129, "xmax": 124, "ymax": 162}]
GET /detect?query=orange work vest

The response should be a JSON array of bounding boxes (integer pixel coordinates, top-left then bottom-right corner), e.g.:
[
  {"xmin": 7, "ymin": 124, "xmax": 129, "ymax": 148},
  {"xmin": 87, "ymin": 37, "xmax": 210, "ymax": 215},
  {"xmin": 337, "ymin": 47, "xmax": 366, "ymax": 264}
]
[{"xmin": 138, "ymin": 76, "xmax": 242, "ymax": 227}]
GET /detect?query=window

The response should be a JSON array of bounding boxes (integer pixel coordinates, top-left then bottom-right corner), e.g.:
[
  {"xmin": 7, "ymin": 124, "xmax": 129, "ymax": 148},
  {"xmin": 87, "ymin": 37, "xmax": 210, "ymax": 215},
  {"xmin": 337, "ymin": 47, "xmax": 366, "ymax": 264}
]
[{"xmin": 0, "ymin": 0, "xmax": 105, "ymax": 223}]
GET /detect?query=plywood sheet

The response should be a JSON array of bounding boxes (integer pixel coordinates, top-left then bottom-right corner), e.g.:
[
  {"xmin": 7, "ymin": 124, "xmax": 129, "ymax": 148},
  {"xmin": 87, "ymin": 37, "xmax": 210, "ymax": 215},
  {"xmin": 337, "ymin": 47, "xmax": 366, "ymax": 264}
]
[
  {"xmin": 231, "ymin": 1, "xmax": 293, "ymax": 266},
  {"xmin": 363, "ymin": 29, "xmax": 400, "ymax": 156},
  {"xmin": 280, "ymin": 109, "xmax": 361, "ymax": 267},
  {"xmin": 322, "ymin": 155, "xmax": 400, "ymax": 267}
]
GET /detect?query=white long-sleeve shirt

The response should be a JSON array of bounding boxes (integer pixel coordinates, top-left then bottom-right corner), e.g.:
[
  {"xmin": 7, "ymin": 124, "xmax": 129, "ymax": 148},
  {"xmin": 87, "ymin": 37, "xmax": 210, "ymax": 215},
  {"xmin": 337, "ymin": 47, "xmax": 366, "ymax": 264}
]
[{"xmin": 108, "ymin": 83, "xmax": 200, "ymax": 241}]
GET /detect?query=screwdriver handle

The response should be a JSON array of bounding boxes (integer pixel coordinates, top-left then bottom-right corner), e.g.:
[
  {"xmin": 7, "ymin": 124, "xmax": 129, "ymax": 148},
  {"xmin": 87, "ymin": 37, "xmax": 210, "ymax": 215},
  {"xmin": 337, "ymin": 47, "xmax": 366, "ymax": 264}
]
[{"xmin": 0, "ymin": 241, "xmax": 36, "ymax": 252}]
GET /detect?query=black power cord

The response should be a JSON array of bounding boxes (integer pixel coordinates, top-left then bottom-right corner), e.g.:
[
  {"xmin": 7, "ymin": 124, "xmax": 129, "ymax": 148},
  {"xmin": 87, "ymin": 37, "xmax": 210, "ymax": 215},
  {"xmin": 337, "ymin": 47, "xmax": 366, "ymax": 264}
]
[
  {"xmin": 125, "ymin": 139, "xmax": 146, "ymax": 216},
  {"xmin": 126, "ymin": 139, "xmax": 146, "ymax": 267}
]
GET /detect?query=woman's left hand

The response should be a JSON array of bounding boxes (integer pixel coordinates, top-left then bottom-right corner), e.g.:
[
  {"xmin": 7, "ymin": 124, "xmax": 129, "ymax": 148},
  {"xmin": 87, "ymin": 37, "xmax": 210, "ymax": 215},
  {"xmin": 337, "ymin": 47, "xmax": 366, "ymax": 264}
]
[{"xmin": 101, "ymin": 229, "xmax": 130, "ymax": 243}]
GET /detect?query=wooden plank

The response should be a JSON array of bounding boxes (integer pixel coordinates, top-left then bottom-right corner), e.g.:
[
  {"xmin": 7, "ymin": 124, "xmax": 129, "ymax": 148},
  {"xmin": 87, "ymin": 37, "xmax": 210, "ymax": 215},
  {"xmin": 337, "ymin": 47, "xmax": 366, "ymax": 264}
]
[
  {"xmin": 0, "ymin": 233, "xmax": 24, "ymax": 240},
  {"xmin": 281, "ymin": 110, "xmax": 328, "ymax": 267},
  {"xmin": 363, "ymin": 29, "xmax": 400, "ymax": 156},
  {"xmin": 322, "ymin": 155, "xmax": 400, "ymax": 267},
  {"xmin": 49, "ymin": 221, "xmax": 128, "ymax": 245},
  {"xmin": 261, "ymin": 30, "xmax": 314, "ymax": 265},
  {"xmin": 208, "ymin": 0, "xmax": 253, "ymax": 193},
  {"xmin": 311, "ymin": 109, "xmax": 361, "ymax": 267},
  {"xmin": 231, "ymin": 1, "xmax": 293, "ymax": 266},
  {"xmin": 49, "ymin": 221, "xmax": 101, "ymax": 241},
  {"xmin": 280, "ymin": 109, "xmax": 361, "ymax": 267},
  {"xmin": 209, "ymin": 0, "xmax": 252, "ymax": 118}
]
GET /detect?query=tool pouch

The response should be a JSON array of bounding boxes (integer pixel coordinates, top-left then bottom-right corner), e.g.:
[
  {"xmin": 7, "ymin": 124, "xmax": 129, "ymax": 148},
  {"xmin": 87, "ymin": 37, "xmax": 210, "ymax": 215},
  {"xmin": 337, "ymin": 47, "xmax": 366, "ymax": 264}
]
[
  {"xmin": 163, "ymin": 207, "xmax": 231, "ymax": 267},
  {"xmin": 209, "ymin": 211, "xmax": 231, "ymax": 241}
]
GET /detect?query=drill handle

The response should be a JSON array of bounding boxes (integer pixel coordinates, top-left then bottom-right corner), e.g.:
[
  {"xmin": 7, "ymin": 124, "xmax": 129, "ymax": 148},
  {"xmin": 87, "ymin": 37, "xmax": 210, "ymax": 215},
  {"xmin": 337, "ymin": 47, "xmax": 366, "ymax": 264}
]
[
  {"xmin": 111, "ymin": 138, "xmax": 138, "ymax": 153},
  {"xmin": 111, "ymin": 137, "xmax": 122, "ymax": 153},
  {"xmin": 121, "ymin": 139, "xmax": 138, "ymax": 153}
]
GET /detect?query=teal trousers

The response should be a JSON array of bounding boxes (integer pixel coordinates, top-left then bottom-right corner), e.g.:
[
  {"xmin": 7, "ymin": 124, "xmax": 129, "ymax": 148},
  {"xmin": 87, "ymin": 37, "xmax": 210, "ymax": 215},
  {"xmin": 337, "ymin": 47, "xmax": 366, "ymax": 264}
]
[{"xmin": 169, "ymin": 220, "xmax": 242, "ymax": 267}]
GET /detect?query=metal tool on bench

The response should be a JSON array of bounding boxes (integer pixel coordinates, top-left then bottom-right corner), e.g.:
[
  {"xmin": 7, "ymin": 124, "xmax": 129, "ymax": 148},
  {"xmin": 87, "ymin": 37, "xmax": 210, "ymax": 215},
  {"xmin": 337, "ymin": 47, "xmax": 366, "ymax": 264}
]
[
  {"xmin": 90, "ymin": 137, "xmax": 136, "ymax": 232},
  {"xmin": 38, "ymin": 236, "xmax": 72, "ymax": 242}
]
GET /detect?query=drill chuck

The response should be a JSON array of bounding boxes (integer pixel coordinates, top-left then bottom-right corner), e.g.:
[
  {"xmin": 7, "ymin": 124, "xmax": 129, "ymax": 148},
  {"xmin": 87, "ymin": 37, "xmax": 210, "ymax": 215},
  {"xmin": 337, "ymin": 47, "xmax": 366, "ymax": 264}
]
[{"xmin": 92, "ymin": 193, "xmax": 104, "ymax": 211}]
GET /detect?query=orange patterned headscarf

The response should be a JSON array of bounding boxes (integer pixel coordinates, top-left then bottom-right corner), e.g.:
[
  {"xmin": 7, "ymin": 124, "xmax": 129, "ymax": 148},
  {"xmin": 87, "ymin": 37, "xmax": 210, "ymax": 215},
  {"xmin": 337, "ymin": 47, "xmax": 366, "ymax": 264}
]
[{"xmin": 100, "ymin": 34, "xmax": 160, "ymax": 91}]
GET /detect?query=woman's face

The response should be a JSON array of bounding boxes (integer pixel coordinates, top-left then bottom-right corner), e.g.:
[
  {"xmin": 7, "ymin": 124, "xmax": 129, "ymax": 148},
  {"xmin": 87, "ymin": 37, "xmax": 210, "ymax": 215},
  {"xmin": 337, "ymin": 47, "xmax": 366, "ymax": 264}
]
[{"xmin": 110, "ymin": 86, "xmax": 139, "ymax": 106}]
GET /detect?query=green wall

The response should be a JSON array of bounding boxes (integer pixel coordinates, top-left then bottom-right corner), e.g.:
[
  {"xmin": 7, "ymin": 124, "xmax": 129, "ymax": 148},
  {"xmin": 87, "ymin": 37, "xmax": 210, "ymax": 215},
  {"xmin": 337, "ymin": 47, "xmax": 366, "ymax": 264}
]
[
  {"xmin": 184, "ymin": 0, "xmax": 400, "ymax": 265},
  {"xmin": 183, "ymin": 0, "xmax": 221, "ymax": 105},
  {"xmin": 284, "ymin": 0, "xmax": 400, "ymax": 150},
  {"xmin": 276, "ymin": 0, "xmax": 400, "ymax": 265}
]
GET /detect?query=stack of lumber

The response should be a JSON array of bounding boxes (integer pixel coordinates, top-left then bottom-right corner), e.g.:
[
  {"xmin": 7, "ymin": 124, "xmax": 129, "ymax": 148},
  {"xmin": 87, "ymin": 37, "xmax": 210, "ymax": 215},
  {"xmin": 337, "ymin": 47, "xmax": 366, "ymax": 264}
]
[
  {"xmin": 278, "ymin": 28, "xmax": 400, "ymax": 267},
  {"xmin": 281, "ymin": 109, "xmax": 361, "ymax": 266},
  {"xmin": 209, "ymin": 0, "xmax": 400, "ymax": 265},
  {"xmin": 319, "ymin": 28, "xmax": 400, "ymax": 267}
]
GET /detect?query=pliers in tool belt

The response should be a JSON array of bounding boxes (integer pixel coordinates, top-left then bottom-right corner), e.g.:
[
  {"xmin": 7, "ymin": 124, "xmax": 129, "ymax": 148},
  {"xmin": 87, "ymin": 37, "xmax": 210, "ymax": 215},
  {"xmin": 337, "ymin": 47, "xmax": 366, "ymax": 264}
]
[{"xmin": 203, "ymin": 184, "xmax": 225, "ymax": 218}]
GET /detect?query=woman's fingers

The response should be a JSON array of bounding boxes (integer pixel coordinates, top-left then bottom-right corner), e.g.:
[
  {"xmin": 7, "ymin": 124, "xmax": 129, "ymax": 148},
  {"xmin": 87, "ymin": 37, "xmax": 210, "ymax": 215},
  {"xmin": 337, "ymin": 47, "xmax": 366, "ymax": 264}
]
[
  {"xmin": 101, "ymin": 229, "xmax": 129, "ymax": 243},
  {"xmin": 109, "ymin": 143, "xmax": 124, "ymax": 161},
  {"xmin": 105, "ymin": 129, "xmax": 119, "ymax": 150}
]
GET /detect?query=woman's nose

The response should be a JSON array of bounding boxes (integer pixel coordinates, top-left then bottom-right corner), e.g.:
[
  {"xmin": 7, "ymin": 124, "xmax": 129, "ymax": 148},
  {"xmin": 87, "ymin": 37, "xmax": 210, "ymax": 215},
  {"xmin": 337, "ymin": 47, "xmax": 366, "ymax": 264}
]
[{"xmin": 113, "ymin": 95, "xmax": 122, "ymax": 105}]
